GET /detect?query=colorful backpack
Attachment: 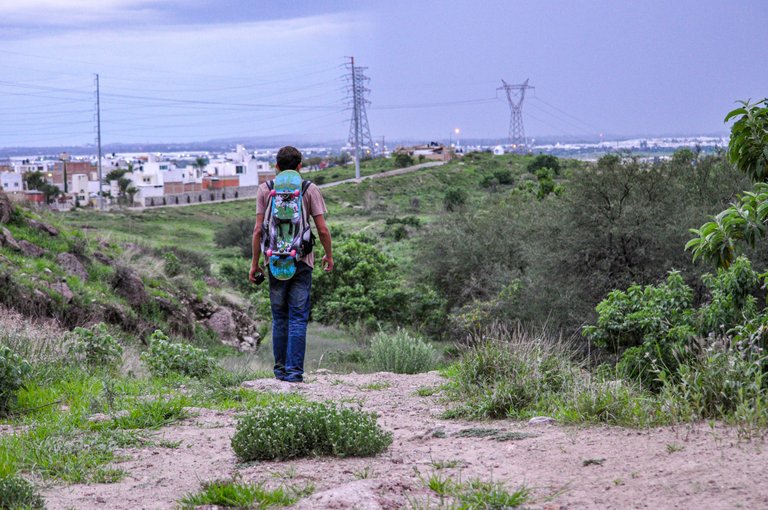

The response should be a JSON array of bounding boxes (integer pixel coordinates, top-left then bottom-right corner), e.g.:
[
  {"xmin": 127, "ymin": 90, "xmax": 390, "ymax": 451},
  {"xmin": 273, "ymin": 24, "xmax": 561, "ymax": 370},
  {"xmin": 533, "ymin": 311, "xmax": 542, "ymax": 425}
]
[{"xmin": 260, "ymin": 172, "xmax": 314, "ymax": 279}]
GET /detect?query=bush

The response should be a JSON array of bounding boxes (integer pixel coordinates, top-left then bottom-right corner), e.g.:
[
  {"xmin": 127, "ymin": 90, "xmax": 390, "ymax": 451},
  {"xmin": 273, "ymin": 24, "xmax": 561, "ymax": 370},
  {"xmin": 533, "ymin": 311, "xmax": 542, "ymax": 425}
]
[
  {"xmin": 0, "ymin": 345, "xmax": 31, "ymax": 415},
  {"xmin": 394, "ymin": 153, "xmax": 414, "ymax": 168},
  {"xmin": 140, "ymin": 330, "xmax": 216, "ymax": 378},
  {"xmin": 163, "ymin": 251, "xmax": 181, "ymax": 277},
  {"xmin": 214, "ymin": 219, "xmax": 254, "ymax": 258},
  {"xmin": 231, "ymin": 401, "xmax": 392, "ymax": 461},
  {"xmin": 0, "ymin": 474, "xmax": 44, "ymax": 510},
  {"xmin": 527, "ymin": 154, "xmax": 561, "ymax": 175},
  {"xmin": 68, "ymin": 323, "xmax": 124, "ymax": 369},
  {"xmin": 443, "ymin": 187, "xmax": 467, "ymax": 212},
  {"xmin": 369, "ymin": 329, "xmax": 436, "ymax": 374},
  {"xmin": 445, "ymin": 325, "xmax": 576, "ymax": 419}
]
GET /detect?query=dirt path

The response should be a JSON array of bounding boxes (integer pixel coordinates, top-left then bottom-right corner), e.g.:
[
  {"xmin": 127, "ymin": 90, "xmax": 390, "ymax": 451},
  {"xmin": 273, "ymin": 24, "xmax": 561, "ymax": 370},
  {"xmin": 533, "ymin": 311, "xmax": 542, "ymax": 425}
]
[
  {"xmin": 44, "ymin": 371, "xmax": 768, "ymax": 509},
  {"xmin": 315, "ymin": 161, "xmax": 445, "ymax": 189}
]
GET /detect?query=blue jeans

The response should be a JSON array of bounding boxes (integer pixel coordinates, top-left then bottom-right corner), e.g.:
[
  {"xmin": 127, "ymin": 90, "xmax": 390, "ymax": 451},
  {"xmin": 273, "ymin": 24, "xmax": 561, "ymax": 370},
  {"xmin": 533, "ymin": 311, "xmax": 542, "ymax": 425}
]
[{"xmin": 269, "ymin": 261, "xmax": 312, "ymax": 382}]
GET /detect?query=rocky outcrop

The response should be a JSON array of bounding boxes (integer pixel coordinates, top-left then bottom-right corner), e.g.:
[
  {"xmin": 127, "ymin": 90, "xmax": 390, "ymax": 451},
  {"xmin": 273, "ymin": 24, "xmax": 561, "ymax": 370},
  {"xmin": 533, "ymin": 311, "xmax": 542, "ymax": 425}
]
[
  {"xmin": 111, "ymin": 266, "xmax": 148, "ymax": 307},
  {"xmin": 0, "ymin": 228, "xmax": 20, "ymax": 251},
  {"xmin": 50, "ymin": 280, "xmax": 74, "ymax": 302},
  {"xmin": 93, "ymin": 251, "xmax": 112, "ymax": 265},
  {"xmin": 207, "ymin": 307, "xmax": 237, "ymax": 344},
  {"xmin": 0, "ymin": 191, "xmax": 12, "ymax": 224},
  {"xmin": 27, "ymin": 219, "xmax": 59, "ymax": 236},
  {"xmin": 18, "ymin": 240, "xmax": 46, "ymax": 258},
  {"xmin": 197, "ymin": 300, "xmax": 260, "ymax": 352},
  {"xmin": 56, "ymin": 253, "xmax": 88, "ymax": 281}
]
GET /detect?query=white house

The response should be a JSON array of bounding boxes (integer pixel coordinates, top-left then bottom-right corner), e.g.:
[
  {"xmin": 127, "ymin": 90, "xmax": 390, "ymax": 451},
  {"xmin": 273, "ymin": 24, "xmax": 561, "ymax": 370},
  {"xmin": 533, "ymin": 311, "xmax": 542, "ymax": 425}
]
[
  {"xmin": 1, "ymin": 172, "xmax": 23, "ymax": 194},
  {"xmin": 208, "ymin": 145, "xmax": 273, "ymax": 187},
  {"xmin": 493, "ymin": 145, "xmax": 505, "ymax": 156}
]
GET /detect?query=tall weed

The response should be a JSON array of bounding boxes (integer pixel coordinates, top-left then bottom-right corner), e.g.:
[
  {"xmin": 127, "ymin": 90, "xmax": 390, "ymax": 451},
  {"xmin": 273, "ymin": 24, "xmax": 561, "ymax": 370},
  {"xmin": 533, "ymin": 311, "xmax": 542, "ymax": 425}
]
[{"xmin": 369, "ymin": 329, "xmax": 436, "ymax": 374}]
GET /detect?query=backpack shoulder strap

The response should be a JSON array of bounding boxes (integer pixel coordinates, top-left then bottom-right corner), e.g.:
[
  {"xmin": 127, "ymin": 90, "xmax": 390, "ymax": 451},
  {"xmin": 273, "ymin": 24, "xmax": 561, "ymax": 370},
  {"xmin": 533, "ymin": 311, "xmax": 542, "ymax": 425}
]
[
  {"xmin": 266, "ymin": 179, "xmax": 275, "ymax": 191},
  {"xmin": 301, "ymin": 179, "xmax": 312, "ymax": 194}
]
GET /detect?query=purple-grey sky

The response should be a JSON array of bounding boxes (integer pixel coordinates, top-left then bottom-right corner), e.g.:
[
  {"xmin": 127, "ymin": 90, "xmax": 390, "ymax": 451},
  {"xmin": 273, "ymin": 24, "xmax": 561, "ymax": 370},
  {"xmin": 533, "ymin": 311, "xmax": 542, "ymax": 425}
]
[{"xmin": 0, "ymin": 0, "xmax": 766, "ymax": 148}]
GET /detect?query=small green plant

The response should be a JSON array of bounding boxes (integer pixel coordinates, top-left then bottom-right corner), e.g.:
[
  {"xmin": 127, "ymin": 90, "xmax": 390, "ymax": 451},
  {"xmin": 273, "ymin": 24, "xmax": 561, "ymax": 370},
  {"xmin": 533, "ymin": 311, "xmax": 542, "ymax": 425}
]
[
  {"xmin": 359, "ymin": 381, "xmax": 391, "ymax": 391},
  {"xmin": 0, "ymin": 345, "xmax": 31, "ymax": 415},
  {"xmin": 414, "ymin": 386, "xmax": 439, "ymax": 397},
  {"xmin": 0, "ymin": 474, "xmax": 45, "ymax": 509},
  {"xmin": 163, "ymin": 251, "xmax": 181, "ymax": 277},
  {"xmin": 179, "ymin": 478, "xmax": 313, "ymax": 509},
  {"xmin": 140, "ymin": 330, "xmax": 215, "ymax": 378},
  {"xmin": 91, "ymin": 467, "xmax": 127, "ymax": 483},
  {"xmin": 369, "ymin": 329, "xmax": 436, "ymax": 374},
  {"xmin": 666, "ymin": 443, "xmax": 684, "ymax": 454},
  {"xmin": 443, "ymin": 187, "xmax": 468, "ymax": 212},
  {"xmin": 68, "ymin": 323, "xmax": 124, "ymax": 369},
  {"xmin": 231, "ymin": 401, "xmax": 392, "ymax": 461}
]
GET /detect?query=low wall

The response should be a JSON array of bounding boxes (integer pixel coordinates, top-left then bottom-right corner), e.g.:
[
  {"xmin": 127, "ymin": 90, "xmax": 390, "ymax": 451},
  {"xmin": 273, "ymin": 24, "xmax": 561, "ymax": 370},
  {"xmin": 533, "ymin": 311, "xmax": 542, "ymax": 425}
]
[{"xmin": 140, "ymin": 185, "xmax": 260, "ymax": 207}]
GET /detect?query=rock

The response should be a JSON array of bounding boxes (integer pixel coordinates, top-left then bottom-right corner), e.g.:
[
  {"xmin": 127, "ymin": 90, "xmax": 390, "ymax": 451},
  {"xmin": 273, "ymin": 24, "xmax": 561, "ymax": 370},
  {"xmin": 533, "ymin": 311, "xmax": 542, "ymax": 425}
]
[
  {"xmin": 314, "ymin": 368, "xmax": 333, "ymax": 375},
  {"xmin": 56, "ymin": 253, "xmax": 88, "ymax": 281},
  {"xmin": 154, "ymin": 296, "xmax": 177, "ymax": 314},
  {"xmin": 0, "ymin": 191, "xmax": 12, "ymax": 224},
  {"xmin": 93, "ymin": 251, "xmax": 112, "ymax": 265},
  {"xmin": 0, "ymin": 227, "xmax": 20, "ymax": 251},
  {"xmin": 528, "ymin": 416, "xmax": 556, "ymax": 426},
  {"xmin": 18, "ymin": 240, "xmax": 46, "ymax": 258},
  {"xmin": 51, "ymin": 280, "xmax": 74, "ymax": 302},
  {"xmin": 112, "ymin": 266, "xmax": 148, "ymax": 307},
  {"xmin": 203, "ymin": 276, "xmax": 221, "ymax": 288},
  {"xmin": 189, "ymin": 296, "xmax": 218, "ymax": 319},
  {"xmin": 207, "ymin": 307, "xmax": 237, "ymax": 345},
  {"xmin": 292, "ymin": 480, "xmax": 387, "ymax": 510},
  {"xmin": 27, "ymin": 219, "xmax": 59, "ymax": 236}
]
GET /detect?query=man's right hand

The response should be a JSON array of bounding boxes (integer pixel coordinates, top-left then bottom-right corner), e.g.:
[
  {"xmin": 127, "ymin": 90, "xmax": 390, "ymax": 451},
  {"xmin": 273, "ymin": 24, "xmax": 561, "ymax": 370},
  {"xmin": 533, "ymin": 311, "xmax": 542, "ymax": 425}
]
[
  {"xmin": 322, "ymin": 255, "xmax": 334, "ymax": 272},
  {"xmin": 249, "ymin": 263, "xmax": 265, "ymax": 282}
]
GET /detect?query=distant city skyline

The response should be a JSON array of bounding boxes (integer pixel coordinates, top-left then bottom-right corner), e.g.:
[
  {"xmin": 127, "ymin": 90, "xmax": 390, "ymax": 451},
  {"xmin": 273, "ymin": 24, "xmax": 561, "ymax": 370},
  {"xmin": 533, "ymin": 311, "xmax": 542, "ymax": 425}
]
[{"xmin": 1, "ymin": 0, "xmax": 766, "ymax": 148}]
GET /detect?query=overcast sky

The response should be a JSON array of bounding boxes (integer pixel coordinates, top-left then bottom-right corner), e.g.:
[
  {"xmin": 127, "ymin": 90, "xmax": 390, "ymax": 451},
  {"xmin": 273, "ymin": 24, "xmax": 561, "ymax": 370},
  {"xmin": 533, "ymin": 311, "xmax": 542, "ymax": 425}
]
[{"xmin": 1, "ymin": 0, "xmax": 766, "ymax": 148}]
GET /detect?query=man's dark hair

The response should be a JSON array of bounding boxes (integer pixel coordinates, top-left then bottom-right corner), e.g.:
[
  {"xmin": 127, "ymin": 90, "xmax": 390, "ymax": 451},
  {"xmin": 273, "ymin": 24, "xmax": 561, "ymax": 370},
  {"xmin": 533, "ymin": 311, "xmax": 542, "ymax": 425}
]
[{"xmin": 276, "ymin": 146, "xmax": 302, "ymax": 171}]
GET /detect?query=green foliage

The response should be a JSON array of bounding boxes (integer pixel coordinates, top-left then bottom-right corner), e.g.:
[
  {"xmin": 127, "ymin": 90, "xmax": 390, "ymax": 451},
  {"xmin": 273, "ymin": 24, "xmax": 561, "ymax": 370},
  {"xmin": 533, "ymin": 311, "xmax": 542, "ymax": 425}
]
[
  {"xmin": 659, "ymin": 344, "xmax": 768, "ymax": 430},
  {"xmin": 687, "ymin": 99, "xmax": 768, "ymax": 268},
  {"xmin": 231, "ymin": 401, "xmax": 392, "ymax": 461},
  {"xmin": 443, "ymin": 187, "xmax": 467, "ymax": 211},
  {"xmin": 445, "ymin": 328, "xmax": 575, "ymax": 419},
  {"xmin": 68, "ymin": 323, "xmax": 124, "ymax": 370},
  {"xmin": 0, "ymin": 346, "xmax": 31, "ymax": 415},
  {"xmin": 0, "ymin": 474, "xmax": 44, "ymax": 510},
  {"xmin": 311, "ymin": 234, "xmax": 396, "ymax": 325},
  {"xmin": 369, "ymin": 329, "xmax": 436, "ymax": 374},
  {"xmin": 140, "ymin": 330, "xmax": 216, "ymax": 378},
  {"xmin": 725, "ymin": 99, "xmax": 768, "ymax": 183},
  {"xmin": 163, "ymin": 251, "xmax": 181, "ymax": 277},
  {"xmin": 583, "ymin": 271, "xmax": 694, "ymax": 353},
  {"xmin": 527, "ymin": 154, "xmax": 561, "ymax": 175},
  {"xmin": 214, "ymin": 218, "xmax": 254, "ymax": 258},
  {"xmin": 698, "ymin": 256, "xmax": 761, "ymax": 334},
  {"xmin": 394, "ymin": 152, "xmax": 414, "ymax": 168},
  {"xmin": 180, "ymin": 478, "xmax": 312, "ymax": 509}
]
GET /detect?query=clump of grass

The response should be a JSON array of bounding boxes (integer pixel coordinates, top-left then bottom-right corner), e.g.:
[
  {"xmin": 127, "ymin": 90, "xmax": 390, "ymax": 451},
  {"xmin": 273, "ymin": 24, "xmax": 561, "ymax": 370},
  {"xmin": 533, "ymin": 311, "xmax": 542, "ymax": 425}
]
[
  {"xmin": 414, "ymin": 471, "xmax": 528, "ymax": 509},
  {"xmin": 0, "ymin": 473, "xmax": 45, "ymax": 509},
  {"xmin": 369, "ymin": 329, "xmax": 436, "ymax": 374},
  {"xmin": 0, "ymin": 345, "xmax": 31, "ymax": 415},
  {"xmin": 91, "ymin": 397, "xmax": 189, "ymax": 430},
  {"xmin": 231, "ymin": 401, "xmax": 392, "ymax": 461},
  {"xmin": 179, "ymin": 478, "xmax": 313, "ymax": 509},
  {"xmin": 445, "ymin": 324, "xmax": 576, "ymax": 419},
  {"xmin": 359, "ymin": 381, "xmax": 390, "ymax": 391},
  {"xmin": 67, "ymin": 322, "xmax": 123, "ymax": 370}
]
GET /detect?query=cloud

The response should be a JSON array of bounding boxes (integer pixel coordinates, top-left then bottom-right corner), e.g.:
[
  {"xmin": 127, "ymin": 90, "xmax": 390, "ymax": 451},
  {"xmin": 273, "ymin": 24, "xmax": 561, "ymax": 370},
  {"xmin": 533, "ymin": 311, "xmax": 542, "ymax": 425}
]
[{"xmin": 0, "ymin": 0, "xmax": 181, "ymax": 26}]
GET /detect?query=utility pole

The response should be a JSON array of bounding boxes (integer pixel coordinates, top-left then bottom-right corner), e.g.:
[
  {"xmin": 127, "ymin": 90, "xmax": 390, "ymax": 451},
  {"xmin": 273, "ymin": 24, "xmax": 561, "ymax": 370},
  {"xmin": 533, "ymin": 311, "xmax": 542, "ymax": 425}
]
[
  {"xmin": 497, "ymin": 79, "xmax": 534, "ymax": 153},
  {"xmin": 94, "ymin": 74, "xmax": 104, "ymax": 210},
  {"xmin": 345, "ymin": 57, "xmax": 373, "ymax": 180}
]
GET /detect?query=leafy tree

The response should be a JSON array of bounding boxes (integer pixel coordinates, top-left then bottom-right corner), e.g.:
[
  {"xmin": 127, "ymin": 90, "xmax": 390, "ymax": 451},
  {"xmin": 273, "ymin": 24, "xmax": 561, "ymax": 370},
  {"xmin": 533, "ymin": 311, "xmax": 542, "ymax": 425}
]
[
  {"xmin": 527, "ymin": 154, "xmax": 561, "ymax": 175},
  {"xmin": 40, "ymin": 183, "xmax": 60, "ymax": 204},
  {"xmin": 192, "ymin": 157, "xmax": 208, "ymax": 177},
  {"xmin": 687, "ymin": 99, "xmax": 768, "ymax": 267},
  {"xmin": 23, "ymin": 171, "xmax": 45, "ymax": 191},
  {"xmin": 443, "ymin": 187, "xmax": 467, "ymax": 211},
  {"xmin": 105, "ymin": 168, "xmax": 127, "ymax": 183},
  {"xmin": 214, "ymin": 218, "xmax": 254, "ymax": 257}
]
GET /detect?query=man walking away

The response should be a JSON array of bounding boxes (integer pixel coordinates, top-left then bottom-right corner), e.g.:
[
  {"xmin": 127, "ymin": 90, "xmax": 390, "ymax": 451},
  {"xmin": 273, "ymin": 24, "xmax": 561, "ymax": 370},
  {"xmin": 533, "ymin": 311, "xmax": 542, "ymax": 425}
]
[{"xmin": 249, "ymin": 146, "xmax": 333, "ymax": 382}]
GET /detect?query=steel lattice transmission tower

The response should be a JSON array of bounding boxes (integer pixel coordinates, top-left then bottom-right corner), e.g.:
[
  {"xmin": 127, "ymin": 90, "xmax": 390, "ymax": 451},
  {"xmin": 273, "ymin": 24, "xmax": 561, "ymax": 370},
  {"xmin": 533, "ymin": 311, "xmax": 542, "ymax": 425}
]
[
  {"xmin": 345, "ymin": 56, "xmax": 373, "ymax": 179},
  {"xmin": 497, "ymin": 79, "xmax": 534, "ymax": 152}
]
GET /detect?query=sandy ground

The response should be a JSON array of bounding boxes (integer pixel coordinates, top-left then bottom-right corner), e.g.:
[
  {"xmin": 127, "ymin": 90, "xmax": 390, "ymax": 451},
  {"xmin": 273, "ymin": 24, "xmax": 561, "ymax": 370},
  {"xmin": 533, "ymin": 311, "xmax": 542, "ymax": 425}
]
[{"xmin": 43, "ymin": 371, "xmax": 768, "ymax": 509}]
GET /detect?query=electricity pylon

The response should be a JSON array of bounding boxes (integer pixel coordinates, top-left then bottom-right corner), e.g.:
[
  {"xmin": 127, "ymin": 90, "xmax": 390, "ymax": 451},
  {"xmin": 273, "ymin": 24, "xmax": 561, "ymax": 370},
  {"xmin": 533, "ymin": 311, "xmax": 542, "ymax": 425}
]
[
  {"xmin": 345, "ymin": 57, "xmax": 373, "ymax": 179},
  {"xmin": 497, "ymin": 79, "xmax": 533, "ymax": 152}
]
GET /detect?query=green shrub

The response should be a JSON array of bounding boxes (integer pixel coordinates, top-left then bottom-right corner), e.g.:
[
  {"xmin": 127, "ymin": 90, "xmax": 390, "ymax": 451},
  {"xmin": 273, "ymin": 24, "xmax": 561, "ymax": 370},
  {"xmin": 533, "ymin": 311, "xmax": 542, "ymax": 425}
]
[
  {"xmin": 527, "ymin": 154, "xmax": 561, "ymax": 175},
  {"xmin": 213, "ymin": 218, "xmax": 254, "ymax": 258},
  {"xmin": 443, "ymin": 187, "xmax": 467, "ymax": 212},
  {"xmin": 394, "ymin": 152, "xmax": 414, "ymax": 168},
  {"xmin": 163, "ymin": 251, "xmax": 181, "ymax": 277},
  {"xmin": 446, "ymin": 326, "xmax": 576, "ymax": 419},
  {"xmin": 231, "ymin": 401, "xmax": 392, "ymax": 461},
  {"xmin": 369, "ymin": 329, "xmax": 436, "ymax": 374},
  {"xmin": 140, "ymin": 330, "xmax": 215, "ymax": 378},
  {"xmin": 558, "ymin": 378, "xmax": 660, "ymax": 426},
  {"xmin": 0, "ymin": 474, "xmax": 44, "ymax": 510},
  {"xmin": 68, "ymin": 323, "xmax": 123, "ymax": 369},
  {"xmin": 659, "ymin": 344, "xmax": 768, "ymax": 426},
  {"xmin": 0, "ymin": 345, "xmax": 31, "ymax": 415}
]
